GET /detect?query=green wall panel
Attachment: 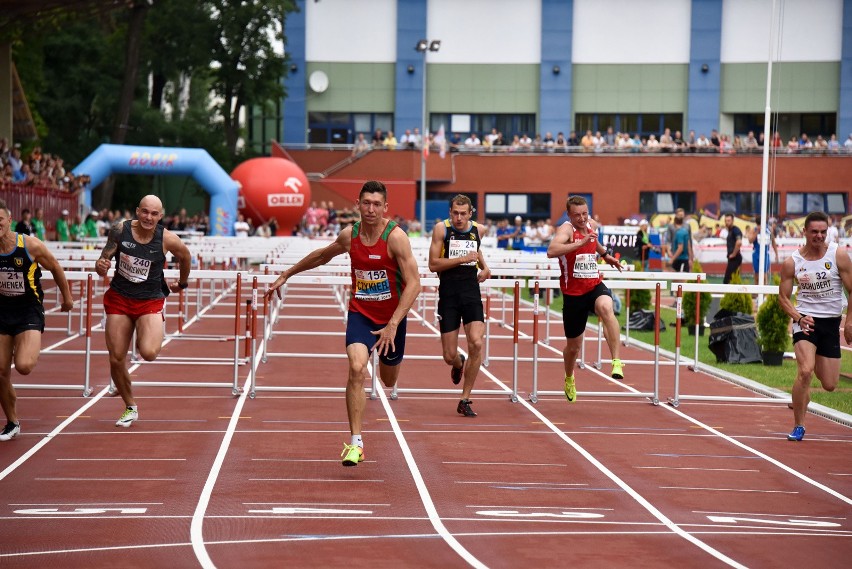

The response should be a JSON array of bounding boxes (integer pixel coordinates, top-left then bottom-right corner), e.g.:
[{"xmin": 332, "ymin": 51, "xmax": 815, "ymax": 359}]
[
  {"xmin": 720, "ymin": 62, "xmax": 839, "ymax": 113},
  {"xmin": 573, "ymin": 64, "xmax": 688, "ymax": 113},
  {"xmin": 428, "ymin": 64, "xmax": 539, "ymax": 113},
  {"xmin": 306, "ymin": 62, "xmax": 395, "ymax": 112}
]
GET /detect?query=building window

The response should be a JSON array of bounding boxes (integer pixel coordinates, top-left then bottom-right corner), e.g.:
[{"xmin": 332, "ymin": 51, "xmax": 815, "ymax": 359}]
[
  {"xmin": 639, "ymin": 191, "xmax": 695, "ymax": 215},
  {"xmin": 307, "ymin": 112, "xmax": 393, "ymax": 144},
  {"xmin": 431, "ymin": 113, "xmax": 536, "ymax": 141},
  {"xmin": 720, "ymin": 192, "xmax": 780, "ymax": 216},
  {"xmin": 787, "ymin": 192, "xmax": 848, "ymax": 215},
  {"xmin": 485, "ymin": 192, "xmax": 551, "ymax": 220}
]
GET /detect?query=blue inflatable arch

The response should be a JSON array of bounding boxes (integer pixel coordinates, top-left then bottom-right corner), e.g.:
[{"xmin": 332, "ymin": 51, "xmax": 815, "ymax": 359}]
[{"xmin": 73, "ymin": 144, "xmax": 240, "ymax": 236}]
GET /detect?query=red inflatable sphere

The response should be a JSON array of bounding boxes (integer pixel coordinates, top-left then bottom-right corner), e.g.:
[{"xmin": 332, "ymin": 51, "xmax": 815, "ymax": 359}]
[{"xmin": 231, "ymin": 157, "xmax": 311, "ymax": 235}]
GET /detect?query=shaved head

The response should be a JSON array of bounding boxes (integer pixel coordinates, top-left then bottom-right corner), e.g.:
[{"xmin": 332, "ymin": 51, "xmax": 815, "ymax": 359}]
[{"xmin": 139, "ymin": 194, "xmax": 164, "ymax": 214}]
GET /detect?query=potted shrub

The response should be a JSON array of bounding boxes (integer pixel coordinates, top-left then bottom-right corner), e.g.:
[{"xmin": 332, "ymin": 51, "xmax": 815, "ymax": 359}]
[
  {"xmin": 682, "ymin": 260, "xmax": 712, "ymax": 335},
  {"xmin": 756, "ymin": 275, "xmax": 790, "ymax": 366},
  {"xmin": 719, "ymin": 270, "xmax": 753, "ymax": 315}
]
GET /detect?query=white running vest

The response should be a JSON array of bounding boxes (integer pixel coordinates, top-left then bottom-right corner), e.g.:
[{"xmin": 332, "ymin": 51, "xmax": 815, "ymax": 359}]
[{"xmin": 792, "ymin": 243, "xmax": 844, "ymax": 318}]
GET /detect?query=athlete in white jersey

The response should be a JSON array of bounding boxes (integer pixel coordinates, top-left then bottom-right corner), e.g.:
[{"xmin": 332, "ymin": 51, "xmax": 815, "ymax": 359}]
[{"xmin": 778, "ymin": 211, "xmax": 852, "ymax": 441}]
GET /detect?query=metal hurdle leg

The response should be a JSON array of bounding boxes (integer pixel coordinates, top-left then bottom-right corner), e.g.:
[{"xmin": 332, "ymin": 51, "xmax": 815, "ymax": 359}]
[
  {"xmin": 529, "ymin": 282, "xmax": 540, "ymax": 403},
  {"xmin": 510, "ymin": 281, "xmax": 520, "ymax": 403},
  {"xmin": 668, "ymin": 285, "xmax": 683, "ymax": 407}
]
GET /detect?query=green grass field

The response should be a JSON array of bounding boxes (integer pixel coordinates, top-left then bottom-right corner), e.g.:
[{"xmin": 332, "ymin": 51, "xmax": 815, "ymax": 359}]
[{"xmin": 519, "ymin": 288, "xmax": 852, "ymax": 416}]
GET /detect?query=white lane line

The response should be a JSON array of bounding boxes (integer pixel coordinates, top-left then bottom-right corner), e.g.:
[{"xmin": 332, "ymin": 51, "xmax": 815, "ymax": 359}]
[
  {"xmin": 0, "ymin": 285, "xmax": 233, "ymax": 484},
  {"xmin": 499, "ymin": 390, "xmax": 749, "ymax": 567},
  {"xmin": 57, "ymin": 458, "xmax": 186, "ymax": 461},
  {"xmin": 828, "ymin": 472, "xmax": 852, "ymax": 476},
  {"xmin": 660, "ymin": 405, "xmax": 852, "ymax": 507},
  {"xmin": 9, "ymin": 502, "xmax": 163, "ymax": 506},
  {"xmin": 251, "ymin": 458, "xmax": 378, "ymax": 463},
  {"xmin": 660, "ymin": 487, "xmax": 798, "ymax": 494},
  {"xmin": 35, "ymin": 478, "xmax": 176, "ymax": 482},
  {"xmin": 249, "ymin": 478, "xmax": 384, "ymax": 483},
  {"xmin": 467, "ymin": 505, "xmax": 614, "ymax": 511},
  {"xmin": 455, "ymin": 481, "xmax": 587, "ymax": 486},
  {"xmin": 243, "ymin": 502, "xmax": 391, "ymax": 507},
  {"xmin": 443, "ymin": 461, "xmax": 567, "ymax": 467},
  {"xmin": 375, "ymin": 373, "xmax": 489, "ymax": 569},
  {"xmin": 635, "ymin": 466, "xmax": 760, "ymax": 473},
  {"xmin": 693, "ymin": 510, "xmax": 847, "ymax": 520}
]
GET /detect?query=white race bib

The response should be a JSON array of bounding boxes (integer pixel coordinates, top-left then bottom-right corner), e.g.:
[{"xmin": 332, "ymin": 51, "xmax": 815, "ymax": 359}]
[
  {"xmin": 0, "ymin": 268, "xmax": 25, "ymax": 296},
  {"xmin": 796, "ymin": 270, "xmax": 835, "ymax": 300},
  {"xmin": 448, "ymin": 238, "xmax": 477, "ymax": 266},
  {"xmin": 572, "ymin": 253, "xmax": 599, "ymax": 279},
  {"xmin": 354, "ymin": 269, "xmax": 391, "ymax": 301},
  {"xmin": 117, "ymin": 254, "xmax": 152, "ymax": 283}
]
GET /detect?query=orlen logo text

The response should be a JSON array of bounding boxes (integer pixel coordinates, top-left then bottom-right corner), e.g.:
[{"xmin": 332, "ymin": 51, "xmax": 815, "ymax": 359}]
[
  {"xmin": 268, "ymin": 194, "xmax": 305, "ymax": 207},
  {"xmin": 128, "ymin": 152, "xmax": 178, "ymax": 169}
]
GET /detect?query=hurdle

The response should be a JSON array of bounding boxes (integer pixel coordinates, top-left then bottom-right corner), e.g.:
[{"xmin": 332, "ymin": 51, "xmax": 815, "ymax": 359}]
[
  {"xmin": 530, "ymin": 282, "xmax": 664, "ymax": 405},
  {"xmin": 12, "ymin": 272, "xmax": 98, "ymax": 396},
  {"xmin": 667, "ymin": 281, "xmax": 793, "ymax": 407}
]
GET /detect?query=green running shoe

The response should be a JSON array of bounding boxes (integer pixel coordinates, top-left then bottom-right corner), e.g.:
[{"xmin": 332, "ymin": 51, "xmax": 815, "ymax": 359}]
[
  {"xmin": 611, "ymin": 359, "xmax": 624, "ymax": 380},
  {"xmin": 564, "ymin": 374, "xmax": 576, "ymax": 403},
  {"xmin": 341, "ymin": 443, "xmax": 363, "ymax": 466}
]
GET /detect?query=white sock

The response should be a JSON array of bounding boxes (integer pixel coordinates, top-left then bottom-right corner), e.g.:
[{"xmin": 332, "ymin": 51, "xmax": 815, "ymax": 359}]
[
  {"xmin": 129, "ymin": 405, "xmax": 138, "ymax": 411},
  {"xmin": 351, "ymin": 434, "xmax": 363, "ymax": 448}
]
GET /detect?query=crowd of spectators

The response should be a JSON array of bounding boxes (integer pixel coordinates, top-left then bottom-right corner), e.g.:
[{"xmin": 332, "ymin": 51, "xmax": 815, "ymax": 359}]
[
  {"xmin": 352, "ymin": 126, "xmax": 852, "ymax": 156},
  {"xmin": 0, "ymin": 138, "xmax": 89, "ymax": 193}
]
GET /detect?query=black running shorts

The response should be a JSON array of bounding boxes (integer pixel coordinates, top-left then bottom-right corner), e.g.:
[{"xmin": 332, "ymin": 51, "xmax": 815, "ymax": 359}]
[
  {"xmin": 561, "ymin": 282, "xmax": 612, "ymax": 339},
  {"xmin": 0, "ymin": 302, "xmax": 45, "ymax": 336},
  {"xmin": 437, "ymin": 283, "xmax": 484, "ymax": 334},
  {"xmin": 793, "ymin": 316, "xmax": 841, "ymax": 358}
]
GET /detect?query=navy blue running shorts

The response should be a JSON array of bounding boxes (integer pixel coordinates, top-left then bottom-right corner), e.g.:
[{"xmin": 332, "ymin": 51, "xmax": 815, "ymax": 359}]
[{"xmin": 346, "ymin": 310, "xmax": 407, "ymax": 366}]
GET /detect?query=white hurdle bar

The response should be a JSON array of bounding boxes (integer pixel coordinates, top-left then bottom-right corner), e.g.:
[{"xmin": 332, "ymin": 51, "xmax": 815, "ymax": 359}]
[{"xmin": 667, "ymin": 282, "xmax": 793, "ymax": 407}]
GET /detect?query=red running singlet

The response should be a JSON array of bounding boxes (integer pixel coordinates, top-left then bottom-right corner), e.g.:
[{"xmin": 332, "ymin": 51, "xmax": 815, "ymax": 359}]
[
  {"xmin": 558, "ymin": 224, "xmax": 602, "ymax": 296},
  {"xmin": 349, "ymin": 220, "xmax": 404, "ymax": 324}
]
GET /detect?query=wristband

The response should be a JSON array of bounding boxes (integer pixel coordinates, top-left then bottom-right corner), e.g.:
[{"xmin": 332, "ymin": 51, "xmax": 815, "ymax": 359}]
[
  {"xmin": 604, "ymin": 246, "xmax": 614, "ymax": 257},
  {"xmin": 797, "ymin": 316, "xmax": 804, "ymax": 326},
  {"xmin": 178, "ymin": 282, "xmax": 189, "ymax": 290}
]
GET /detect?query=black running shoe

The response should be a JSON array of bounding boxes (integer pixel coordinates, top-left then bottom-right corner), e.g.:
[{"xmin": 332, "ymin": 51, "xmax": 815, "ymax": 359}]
[
  {"xmin": 457, "ymin": 399, "xmax": 477, "ymax": 417},
  {"xmin": 451, "ymin": 354, "xmax": 466, "ymax": 385},
  {"xmin": 0, "ymin": 421, "xmax": 20, "ymax": 441}
]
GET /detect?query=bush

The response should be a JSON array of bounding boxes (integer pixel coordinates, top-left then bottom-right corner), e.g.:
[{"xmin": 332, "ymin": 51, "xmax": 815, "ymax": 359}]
[
  {"xmin": 757, "ymin": 275, "xmax": 790, "ymax": 353},
  {"xmin": 629, "ymin": 261, "xmax": 651, "ymax": 311},
  {"xmin": 720, "ymin": 270, "xmax": 753, "ymax": 315},
  {"xmin": 682, "ymin": 260, "xmax": 712, "ymax": 326}
]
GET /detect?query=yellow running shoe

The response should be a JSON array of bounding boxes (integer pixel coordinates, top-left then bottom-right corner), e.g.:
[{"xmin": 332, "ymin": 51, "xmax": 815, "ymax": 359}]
[
  {"xmin": 611, "ymin": 359, "xmax": 624, "ymax": 380},
  {"xmin": 341, "ymin": 443, "xmax": 363, "ymax": 466},
  {"xmin": 564, "ymin": 374, "xmax": 576, "ymax": 403}
]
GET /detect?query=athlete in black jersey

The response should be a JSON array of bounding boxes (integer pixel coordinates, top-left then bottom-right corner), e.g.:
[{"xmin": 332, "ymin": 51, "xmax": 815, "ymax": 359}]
[
  {"xmin": 428, "ymin": 195, "xmax": 491, "ymax": 417},
  {"xmin": 95, "ymin": 195, "xmax": 192, "ymax": 428},
  {"xmin": 0, "ymin": 199, "xmax": 74, "ymax": 441}
]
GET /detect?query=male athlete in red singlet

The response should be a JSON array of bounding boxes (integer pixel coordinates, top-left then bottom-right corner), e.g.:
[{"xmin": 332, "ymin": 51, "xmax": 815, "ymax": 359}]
[
  {"xmin": 266, "ymin": 181, "xmax": 421, "ymax": 466},
  {"xmin": 547, "ymin": 195, "xmax": 623, "ymax": 403}
]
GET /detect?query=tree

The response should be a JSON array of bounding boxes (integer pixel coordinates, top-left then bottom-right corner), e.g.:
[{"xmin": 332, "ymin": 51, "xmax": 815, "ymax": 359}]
[{"xmin": 208, "ymin": 0, "xmax": 297, "ymax": 156}]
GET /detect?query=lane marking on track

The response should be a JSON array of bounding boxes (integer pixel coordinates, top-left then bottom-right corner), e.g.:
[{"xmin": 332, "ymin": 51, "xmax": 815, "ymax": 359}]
[
  {"xmin": 634, "ymin": 466, "xmax": 760, "ymax": 472},
  {"xmin": 251, "ymin": 458, "xmax": 378, "ymax": 464},
  {"xmin": 455, "ymin": 481, "xmax": 587, "ymax": 486},
  {"xmin": 35, "ymin": 477, "xmax": 177, "ymax": 482},
  {"xmin": 373, "ymin": 360, "xmax": 489, "ymax": 569},
  {"xmin": 468, "ymin": 505, "xmax": 614, "ymax": 511},
  {"xmin": 648, "ymin": 453, "xmax": 759, "ymax": 459},
  {"xmin": 249, "ymin": 478, "xmax": 384, "ymax": 483},
  {"xmin": 443, "ymin": 461, "xmax": 567, "ymax": 467},
  {"xmin": 660, "ymin": 405, "xmax": 852, "ymax": 507},
  {"xmin": 243, "ymin": 502, "xmax": 390, "ymax": 507},
  {"xmin": 659, "ymin": 486, "xmax": 798, "ymax": 494},
  {"xmin": 56, "ymin": 458, "xmax": 186, "ymax": 462},
  {"xmin": 694, "ymin": 510, "xmax": 847, "ymax": 520}
]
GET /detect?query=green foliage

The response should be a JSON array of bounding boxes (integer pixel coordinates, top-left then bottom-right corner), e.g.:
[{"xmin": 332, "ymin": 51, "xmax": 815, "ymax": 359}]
[
  {"xmin": 757, "ymin": 275, "xmax": 790, "ymax": 353},
  {"xmin": 682, "ymin": 259, "xmax": 713, "ymax": 326},
  {"xmin": 720, "ymin": 270, "xmax": 753, "ymax": 315},
  {"xmin": 629, "ymin": 261, "xmax": 651, "ymax": 311}
]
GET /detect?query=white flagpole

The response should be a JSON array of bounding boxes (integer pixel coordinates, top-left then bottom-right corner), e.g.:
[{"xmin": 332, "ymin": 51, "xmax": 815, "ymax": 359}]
[{"xmin": 758, "ymin": 0, "xmax": 780, "ymax": 306}]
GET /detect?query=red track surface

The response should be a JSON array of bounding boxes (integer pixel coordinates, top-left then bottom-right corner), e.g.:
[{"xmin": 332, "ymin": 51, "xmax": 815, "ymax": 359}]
[{"xmin": 1, "ymin": 278, "xmax": 850, "ymax": 568}]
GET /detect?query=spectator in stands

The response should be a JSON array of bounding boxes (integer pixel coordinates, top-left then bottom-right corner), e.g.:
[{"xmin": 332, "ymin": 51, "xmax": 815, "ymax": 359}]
[
  {"xmin": 495, "ymin": 218, "xmax": 513, "ymax": 250},
  {"xmin": 55, "ymin": 210, "xmax": 71, "ymax": 242},
  {"xmin": 510, "ymin": 216, "xmax": 525, "ymax": 250},
  {"xmin": 519, "ymin": 133, "xmax": 532, "ymax": 150},
  {"xmin": 567, "ymin": 130, "xmax": 579, "ymax": 147},
  {"xmin": 580, "ymin": 130, "xmax": 594, "ymax": 152},
  {"xmin": 254, "ymin": 221, "xmax": 271, "ymax": 238},
  {"xmin": 532, "ymin": 133, "xmax": 544, "ymax": 151},
  {"xmin": 399, "ymin": 129, "xmax": 414, "ymax": 149},
  {"xmin": 7, "ymin": 148, "xmax": 21, "ymax": 179},
  {"xmin": 710, "ymin": 129, "xmax": 721, "ymax": 148},
  {"xmin": 636, "ymin": 219, "xmax": 653, "ymax": 271},
  {"xmin": 15, "ymin": 208, "xmax": 34, "ymax": 236},
  {"xmin": 32, "ymin": 208, "xmax": 46, "ymax": 241},
  {"xmin": 787, "ymin": 136, "xmax": 799, "ymax": 153},
  {"xmin": 844, "ymin": 133, "xmax": 852, "ymax": 152},
  {"xmin": 485, "ymin": 128, "xmax": 501, "ymax": 149},
  {"xmin": 383, "ymin": 130, "xmax": 398, "ymax": 151},
  {"xmin": 686, "ymin": 130, "xmax": 697, "ymax": 152},
  {"xmin": 826, "ymin": 215, "xmax": 840, "ymax": 244},
  {"xmin": 723, "ymin": 213, "xmax": 743, "ymax": 284},
  {"xmin": 542, "ymin": 132, "xmax": 555, "ymax": 151},
  {"xmin": 463, "ymin": 132, "xmax": 481, "ymax": 149},
  {"xmin": 696, "ymin": 133, "xmax": 711, "ymax": 151},
  {"xmin": 371, "ymin": 128, "xmax": 385, "ymax": 148},
  {"xmin": 673, "ymin": 130, "xmax": 686, "ymax": 151},
  {"xmin": 827, "ymin": 134, "xmax": 841, "ymax": 153},
  {"xmin": 71, "ymin": 214, "xmax": 86, "ymax": 241},
  {"xmin": 352, "ymin": 133, "xmax": 370, "ymax": 156},
  {"xmin": 233, "ymin": 213, "xmax": 250, "ymax": 238},
  {"xmin": 85, "ymin": 213, "xmax": 99, "ymax": 238},
  {"xmin": 799, "ymin": 133, "xmax": 813, "ymax": 150}
]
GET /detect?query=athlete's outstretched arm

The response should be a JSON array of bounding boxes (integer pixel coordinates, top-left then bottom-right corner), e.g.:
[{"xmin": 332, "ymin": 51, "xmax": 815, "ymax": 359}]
[{"xmin": 265, "ymin": 228, "xmax": 352, "ymax": 301}]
